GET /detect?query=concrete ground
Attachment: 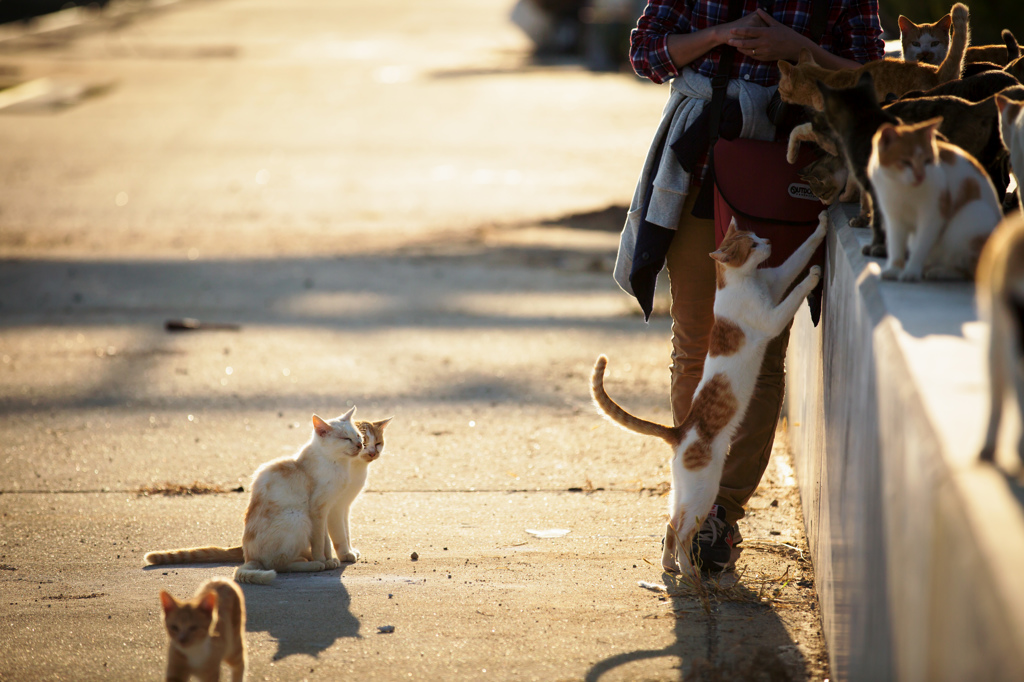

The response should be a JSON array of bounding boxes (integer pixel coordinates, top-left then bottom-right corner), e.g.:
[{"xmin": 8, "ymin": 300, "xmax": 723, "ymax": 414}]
[{"xmin": 0, "ymin": 1, "xmax": 829, "ymax": 680}]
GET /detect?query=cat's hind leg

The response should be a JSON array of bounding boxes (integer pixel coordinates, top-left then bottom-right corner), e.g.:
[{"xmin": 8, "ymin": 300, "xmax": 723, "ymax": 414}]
[
  {"xmin": 234, "ymin": 561, "xmax": 276, "ymax": 585},
  {"xmin": 226, "ymin": 654, "xmax": 246, "ymax": 682},
  {"xmin": 667, "ymin": 514, "xmax": 699, "ymax": 575},
  {"xmin": 661, "ymin": 524, "xmax": 680, "ymax": 573}
]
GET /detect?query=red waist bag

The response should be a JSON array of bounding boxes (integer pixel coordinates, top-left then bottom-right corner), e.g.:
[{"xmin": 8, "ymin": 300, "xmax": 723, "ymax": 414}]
[{"xmin": 712, "ymin": 137, "xmax": 825, "ymax": 270}]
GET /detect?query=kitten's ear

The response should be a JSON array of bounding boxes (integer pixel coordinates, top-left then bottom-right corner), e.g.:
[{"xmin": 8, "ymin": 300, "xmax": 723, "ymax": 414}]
[
  {"xmin": 198, "ymin": 591, "xmax": 218, "ymax": 616},
  {"xmin": 875, "ymin": 123, "xmax": 900, "ymax": 150},
  {"xmin": 897, "ymin": 15, "xmax": 912, "ymax": 35},
  {"xmin": 312, "ymin": 414, "xmax": 331, "ymax": 438},
  {"xmin": 777, "ymin": 60, "xmax": 793, "ymax": 77},
  {"xmin": 796, "ymin": 48, "xmax": 813, "ymax": 64},
  {"xmin": 375, "ymin": 417, "xmax": 394, "ymax": 431},
  {"xmin": 159, "ymin": 590, "xmax": 178, "ymax": 616},
  {"xmin": 340, "ymin": 405, "xmax": 357, "ymax": 421},
  {"xmin": 709, "ymin": 249, "xmax": 732, "ymax": 264},
  {"xmin": 996, "ymin": 94, "xmax": 1021, "ymax": 117},
  {"xmin": 937, "ymin": 14, "xmax": 952, "ymax": 32},
  {"xmin": 919, "ymin": 116, "xmax": 944, "ymax": 136}
]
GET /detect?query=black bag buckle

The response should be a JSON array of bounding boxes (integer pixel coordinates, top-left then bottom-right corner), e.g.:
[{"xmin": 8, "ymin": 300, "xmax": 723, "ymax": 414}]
[{"xmin": 711, "ymin": 74, "xmax": 729, "ymax": 91}]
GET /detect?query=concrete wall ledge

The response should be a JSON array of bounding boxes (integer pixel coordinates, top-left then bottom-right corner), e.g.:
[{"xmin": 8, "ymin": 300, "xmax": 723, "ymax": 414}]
[{"xmin": 785, "ymin": 203, "xmax": 1024, "ymax": 682}]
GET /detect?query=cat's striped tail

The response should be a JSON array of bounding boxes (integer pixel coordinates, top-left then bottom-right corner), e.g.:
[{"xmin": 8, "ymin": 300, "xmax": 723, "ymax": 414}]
[
  {"xmin": 937, "ymin": 3, "xmax": 969, "ymax": 83},
  {"xmin": 591, "ymin": 355, "xmax": 682, "ymax": 447},
  {"xmin": 234, "ymin": 562, "xmax": 276, "ymax": 585},
  {"xmin": 144, "ymin": 545, "xmax": 243, "ymax": 565}
]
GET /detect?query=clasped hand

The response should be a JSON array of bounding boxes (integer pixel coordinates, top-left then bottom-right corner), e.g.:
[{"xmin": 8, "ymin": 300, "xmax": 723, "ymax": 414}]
[{"xmin": 724, "ymin": 8, "xmax": 814, "ymax": 62}]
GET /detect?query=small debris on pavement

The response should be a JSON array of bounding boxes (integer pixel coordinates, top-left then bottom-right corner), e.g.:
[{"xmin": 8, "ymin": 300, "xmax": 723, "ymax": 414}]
[
  {"xmin": 638, "ymin": 581, "xmax": 668, "ymax": 593},
  {"xmin": 164, "ymin": 318, "xmax": 240, "ymax": 332},
  {"xmin": 377, "ymin": 625, "xmax": 395, "ymax": 634},
  {"xmin": 525, "ymin": 528, "xmax": 570, "ymax": 538},
  {"xmin": 411, "ymin": 552, "xmax": 419, "ymax": 561}
]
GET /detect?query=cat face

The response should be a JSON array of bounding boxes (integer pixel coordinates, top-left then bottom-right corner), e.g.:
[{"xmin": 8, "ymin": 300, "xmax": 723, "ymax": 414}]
[
  {"xmin": 160, "ymin": 589, "xmax": 216, "ymax": 650},
  {"xmin": 899, "ymin": 14, "xmax": 952, "ymax": 65},
  {"xmin": 710, "ymin": 221, "xmax": 771, "ymax": 271},
  {"xmin": 873, "ymin": 118, "xmax": 942, "ymax": 186},
  {"xmin": 312, "ymin": 407, "xmax": 363, "ymax": 458},
  {"xmin": 799, "ymin": 154, "xmax": 849, "ymax": 205},
  {"xmin": 358, "ymin": 418, "xmax": 392, "ymax": 462}
]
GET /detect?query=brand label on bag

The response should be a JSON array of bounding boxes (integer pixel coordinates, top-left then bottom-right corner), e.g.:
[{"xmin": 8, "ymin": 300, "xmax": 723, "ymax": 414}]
[{"xmin": 787, "ymin": 183, "xmax": 819, "ymax": 202}]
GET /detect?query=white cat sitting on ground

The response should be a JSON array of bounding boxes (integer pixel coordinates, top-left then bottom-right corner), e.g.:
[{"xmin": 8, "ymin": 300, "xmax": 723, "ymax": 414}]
[
  {"xmin": 868, "ymin": 117, "xmax": 1000, "ymax": 282},
  {"xmin": 145, "ymin": 408, "xmax": 392, "ymax": 585},
  {"xmin": 591, "ymin": 213, "xmax": 827, "ymax": 573}
]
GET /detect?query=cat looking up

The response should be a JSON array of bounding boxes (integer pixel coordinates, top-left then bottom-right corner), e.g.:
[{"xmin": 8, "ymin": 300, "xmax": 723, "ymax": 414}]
[
  {"xmin": 145, "ymin": 407, "xmax": 389, "ymax": 585},
  {"xmin": 868, "ymin": 117, "xmax": 1001, "ymax": 282},
  {"xmin": 159, "ymin": 577, "xmax": 246, "ymax": 682},
  {"xmin": 592, "ymin": 213, "xmax": 828, "ymax": 574}
]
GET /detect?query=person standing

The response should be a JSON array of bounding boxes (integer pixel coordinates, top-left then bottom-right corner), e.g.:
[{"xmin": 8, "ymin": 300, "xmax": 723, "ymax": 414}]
[{"xmin": 615, "ymin": 0, "xmax": 884, "ymax": 570}]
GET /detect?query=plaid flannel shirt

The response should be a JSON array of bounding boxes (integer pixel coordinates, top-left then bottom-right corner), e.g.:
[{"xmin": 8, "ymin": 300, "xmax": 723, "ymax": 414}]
[
  {"xmin": 630, "ymin": 0, "xmax": 885, "ymax": 86},
  {"xmin": 629, "ymin": 0, "xmax": 883, "ymax": 183}
]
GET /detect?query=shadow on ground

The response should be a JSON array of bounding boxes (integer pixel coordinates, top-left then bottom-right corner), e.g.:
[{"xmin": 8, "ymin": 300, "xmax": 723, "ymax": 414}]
[
  {"xmin": 585, "ymin": 565, "xmax": 808, "ymax": 682},
  {"xmin": 241, "ymin": 569, "xmax": 360, "ymax": 660}
]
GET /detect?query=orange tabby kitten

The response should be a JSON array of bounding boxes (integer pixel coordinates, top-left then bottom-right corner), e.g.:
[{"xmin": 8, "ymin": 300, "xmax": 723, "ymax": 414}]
[
  {"xmin": 778, "ymin": 3, "xmax": 969, "ymax": 111},
  {"xmin": 592, "ymin": 214, "xmax": 827, "ymax": 573},
  {"xmin": 159, "ymin": 577, "xmax": 246, "ymax": 682}
]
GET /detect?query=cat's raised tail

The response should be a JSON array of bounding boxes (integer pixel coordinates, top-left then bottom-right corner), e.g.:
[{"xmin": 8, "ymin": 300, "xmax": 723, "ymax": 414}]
[
  {"xmin": 937, "ymin": 3, "xmax": 969, "ymax": 83},
  {"xmin": 591, "ymin": 355, "xmax": 682, "ymax": 447},
  {"xmin": 145, "ymin": 545, "xmax": 243, "ymax": 566},
  {"xmin": 1004, "ymin": 30, "xmax": 1021, "ymax": 63}
]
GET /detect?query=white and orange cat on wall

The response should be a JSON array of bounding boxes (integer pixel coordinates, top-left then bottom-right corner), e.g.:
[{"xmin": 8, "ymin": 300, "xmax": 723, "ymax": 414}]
[
  {"xmin": 145, "ymin": 408, "xmax": 392, "ymax": 584},
  {"xmin": 867, "ymin": 117, "xmax": 1000, "ymax": 282},
  {"xmin": 591, "ymin": 214, "xmax": 828, "ymax": 573}
]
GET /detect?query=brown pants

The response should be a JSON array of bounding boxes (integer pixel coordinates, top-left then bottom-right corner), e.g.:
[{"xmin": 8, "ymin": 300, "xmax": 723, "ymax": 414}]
[{"xmin": 665, "ymin": 190, "xmax": 789, "ymax": 524}]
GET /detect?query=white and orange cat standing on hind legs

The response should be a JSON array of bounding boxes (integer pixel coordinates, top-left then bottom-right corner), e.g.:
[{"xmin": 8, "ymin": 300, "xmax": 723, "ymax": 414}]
[{"xmin": 591, "ymin": 213, "xmax": 828, "ymax": 574}]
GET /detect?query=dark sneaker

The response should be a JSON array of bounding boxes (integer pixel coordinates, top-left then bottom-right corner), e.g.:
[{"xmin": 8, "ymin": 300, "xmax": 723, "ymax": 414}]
[{"xmin": 690, "ymin": 504, "xmax": 739, "ymax": 572}]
